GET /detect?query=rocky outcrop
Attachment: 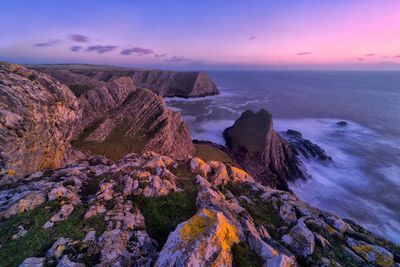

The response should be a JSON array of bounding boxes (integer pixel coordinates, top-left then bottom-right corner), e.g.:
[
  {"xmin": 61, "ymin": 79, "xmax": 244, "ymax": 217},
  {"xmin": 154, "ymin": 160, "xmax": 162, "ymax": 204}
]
[
  {"xmin": 0, "ymin": 62, "xmax": 81, "ymax": 177},
  {"xmin": 131, "ymin": 70, "xmax": 219, "ymax": 98},
  {"xmin": 283, "ymin": 129, "xmax": 332, "ymax": 161},
  {"xmin": 223, "ymin": 109, "xmax": 304, "ymax": 190},
  {"xmin": 73, "ymin": 88, "xmax": 195, "ymax": 160},
  {"xmin": 31, "ymin": 65, "xmax": 220, "ymax": 98},
  {"xmin": 1, "ymin": 154, "xmax": 398, "ymax": 266}
]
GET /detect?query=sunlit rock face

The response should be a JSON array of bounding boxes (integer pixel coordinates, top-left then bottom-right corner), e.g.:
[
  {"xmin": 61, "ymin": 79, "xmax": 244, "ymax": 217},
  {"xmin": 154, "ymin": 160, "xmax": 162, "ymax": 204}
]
[{"xmin": 0, "ymin": 63, "xmax": 81, "ymax": 176}]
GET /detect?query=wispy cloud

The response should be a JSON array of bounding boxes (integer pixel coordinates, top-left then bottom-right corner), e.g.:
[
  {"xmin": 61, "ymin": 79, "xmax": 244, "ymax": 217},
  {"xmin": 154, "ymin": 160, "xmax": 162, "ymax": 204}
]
[
  {"xmin": 70, "ymin": 46, "xmax": 82, "ymax": 52},
  {"xmin": 33, "ymin": 39, "xmax": 60, "ymax": 47},
  {"xmin": 296, "ymin": 52, "xmax": 312, "ymax": 56},
  {"xmin": 358, "ymin": 57, "xmax": 364, "ymax": 61},
  {"xmin": 365, "ymin": 53, "xmax": 375, "ymax": 57},
  {"xmin": 87, "ymin": 45, "xmax": 118, "ymax": 53},
  {"xmin": 154, "ymin": 53, "xmax": 167, "ymax": 58},
  {"xmin": 164, "ymin": 56, "xmax": 201, "ymax": 64},
  {"xmin": 121, "ymin": 47, "xmax": 154, "ymax": 56},
  {"xmin": 69, "ymin": 34, "xmax": 89, "ymax": 43},
  {"xmin": 393, "ymin": 55, "xmax": 400, "ymax": 58},
  {"xmin": 249, "ymin": 36, "xmax": 257, "ymax": 41}
]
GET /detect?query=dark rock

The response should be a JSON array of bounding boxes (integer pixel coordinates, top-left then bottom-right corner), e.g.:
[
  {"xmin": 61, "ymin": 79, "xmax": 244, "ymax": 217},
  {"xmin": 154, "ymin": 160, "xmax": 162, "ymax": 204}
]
[
  {"xmin": 88, "ymin": 156, "xmax": 111, "ymax": 166},
  {"xmin": 223, "ymin": 109, "xmax": 304, "ymax": 190},
  {"xmin": 337, "ymin": 121, "xmax": 347, "ymax": 127},
  {"xmin": 283, "ymin": 130, "xmax": 332, "ymax": 161}
]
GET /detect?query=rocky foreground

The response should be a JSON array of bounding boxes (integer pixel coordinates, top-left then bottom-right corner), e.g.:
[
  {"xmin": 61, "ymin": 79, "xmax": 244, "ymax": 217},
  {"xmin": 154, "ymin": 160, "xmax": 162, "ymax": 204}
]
[{"xmin": 0, "ymin": 154, "xmax": 398, "ymax": 266}]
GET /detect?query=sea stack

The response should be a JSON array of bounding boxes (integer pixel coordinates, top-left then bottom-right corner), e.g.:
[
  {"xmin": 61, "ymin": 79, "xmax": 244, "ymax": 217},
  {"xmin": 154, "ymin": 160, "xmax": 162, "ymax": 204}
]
[{"xmin": 223, "ymin": 109, "xmax": 304, "ymax": 189}]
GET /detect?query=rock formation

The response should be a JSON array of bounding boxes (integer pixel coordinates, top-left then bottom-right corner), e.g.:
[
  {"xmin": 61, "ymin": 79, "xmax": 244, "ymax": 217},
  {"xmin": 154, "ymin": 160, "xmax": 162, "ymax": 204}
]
[
  {"xmin": 31, "ymin": 65, "xmax": 220, "ymax": 98},
  {"xmin": 1, "ymin": 154, "xmax": 397, "ymax": 266},
  {"xmin": 74, "ymin": 88, "xmax": 195, "ymax": 160},
  {"xmin": 223, "ymin": 109, "xmax": 304, "ymax": 190},
  {"xmin": 0, "ymin": 62, "xmax": 81, "ymax": 177}
]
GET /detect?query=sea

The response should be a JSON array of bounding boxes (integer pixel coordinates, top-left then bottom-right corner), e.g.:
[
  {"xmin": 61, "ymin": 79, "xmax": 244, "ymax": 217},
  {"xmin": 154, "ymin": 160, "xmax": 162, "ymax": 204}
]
[{"xmin": 165, "ymin": 71, "xmax": 400, "ymax": 244}]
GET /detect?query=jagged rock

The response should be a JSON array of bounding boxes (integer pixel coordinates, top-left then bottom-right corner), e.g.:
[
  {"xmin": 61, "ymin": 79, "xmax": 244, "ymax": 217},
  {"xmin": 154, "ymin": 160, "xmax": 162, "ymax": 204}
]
[
  {"xmin": 207, "ymin": 160, "xmax": 229, "ymax": 186},
  {"xmin": 223, "ymin": 109, "xmax": 304, "ymax": 190},
  {"xmin": 19, "ymin": 257, "xmax": 45, "ymax": 267},
  {"xmin": 83, "ymin": 230, "xmax": 96, "ymax": 242},
  {"xmin": 337, "ymin": 121, "xmax": 348, "ymax": 127},
  {"xmin": 315, "ymin": 233, "xmax": 331, "ymax": 250},
  {"xmin": 283, "ymin": 129, "xmax": 332, "ymax": 161},
  {"xmin": 190, "ymin": 157, "xmax": 211, "ymax": 177},
  {"xmin": 227, "ymin": 166, "xmax": 255, "ymax": 183},
  {"xmin": 346, "ymin": 238, "xmax": 394, "ymax": 267},
  {"xmin": 280, "ymin": 202, "xmax": 297, "ymax": 223},
  {"xmin": 84, "ymin": 204, "xmax": 107, "ymax": 219},
  {"xmin": 155, "ymin": 208, "xmax": 240, "ymax": 267},
  {"xmin": 46, "ymin": 237, "xmax": 70, "ymax": 259},
  {"xmin": 0, "ymin": 63, "xmax": 81, "ymax": 177},
  {"xmin": 283, "ymin": 219, "xmax": 315, "ymax": 258},
  {"xmin": 56, "ymin": 255, "xmax": 85, "ymax": 267},
  {"xmin": 96, "ymin": 182, "xmax": 113, "ymax": 201},
  {"xmin": 44, "ymin": 204, "xmax": 74, "ymax": 228},
  {"xmin": 325, "ymin": 216, "xmax": 354, "ymax": 235},
  {"xmin": 98, "ymin": 229, "xmax": 131, "ymax": 266},
  {"xmin": 76, "ymin": 88, "xmax": 195, "ymax": 160},
  {"xmin": 0, "ymin": 191, "xmax": 46, "ymax": 219}
]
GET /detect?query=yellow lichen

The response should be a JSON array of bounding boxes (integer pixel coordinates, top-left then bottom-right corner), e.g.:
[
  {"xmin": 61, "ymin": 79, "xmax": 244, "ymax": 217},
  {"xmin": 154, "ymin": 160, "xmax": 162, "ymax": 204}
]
[
  {"xmin": 324, "ymin": 224, "xmax": 337, "ymax": 235},
  {"xmin": 7, "ymin": 169, "xmax": 16, "ymax": 176},
  {"xmin": 353, "ymin": 243, "xmax": 393, "ymax": 267},
  {"xmin": 214, "ymin": 213, "xmax": 239, "ymax": 251},
  {"xmin": 180, "ymin": 208, "xmax": 216, "ymax": 242}
]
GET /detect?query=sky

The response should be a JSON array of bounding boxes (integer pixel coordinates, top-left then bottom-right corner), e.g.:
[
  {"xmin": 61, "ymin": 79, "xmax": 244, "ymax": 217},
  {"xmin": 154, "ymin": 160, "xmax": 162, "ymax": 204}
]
[{"xmin": 1, "ymin": 0, "xmax": 400, "ymax": 70}]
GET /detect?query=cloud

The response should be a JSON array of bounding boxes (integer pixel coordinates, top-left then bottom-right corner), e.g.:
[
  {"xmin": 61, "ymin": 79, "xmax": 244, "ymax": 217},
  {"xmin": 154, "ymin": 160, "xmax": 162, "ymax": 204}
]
[
  {"xmin": 154, "ymin": 53, "xmax": 167, "ymax": 58},
  {"xmin": 164, "ymin": 56, "xmax": 188, "ymax": 62},
  {"xmin": 87, "ymin": 45, "xmax": 118, "ymax": 53},
  {"xmin": 70, "ymin": 46, "xmax": 82, "ymax": 52},
  {"xmin": 365, "ymin": 53, "xmax": 375, "ymax": 57},
  {"xmin": 33, "ymin": 39, "xmax": 59, "ymax": 47},
  {"xmin": 358, "ymin": 57, "xmax": 364, "ymax": 61},
  {"xmin": 69, "ymin": 34, "xmax": 89, "ymax": 42},
  {"xmin": 296, "ymin": 52, "xmax": 312, "ymax": 56},
  {"xmin": 121, "ymin": 47, "xmax": 154, "ymax": 56},
  {"xmin": 249, "ymin": 36, "xmax": 257, "ymax": 41},
  {"xmin": 393, "ymin": 55, "xmax": 400, "ymax": 58},
  {"xmin": 379, "ymin": 61, "xmax": 395, "ymax": 65}
]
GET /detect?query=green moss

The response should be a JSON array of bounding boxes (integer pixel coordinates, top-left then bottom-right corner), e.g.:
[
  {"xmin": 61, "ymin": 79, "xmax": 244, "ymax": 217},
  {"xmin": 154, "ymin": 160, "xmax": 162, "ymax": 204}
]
[
  {"xmin": 232, "ymin": 242, "xmax": 263, "ymax": 267},
  {"xmin": 0, "ymin": 204, "xmax": 106, "ymax": 267},
  {"xmin": 72, "ymin": 121, "xmax": 148, "ymax": 162},
  {"xmin": 194, "ymin": 143, "xmax": 234, "ymax": 164},
  {"xmin": 68, "ymin": 84, "xmax": 95, "ymax": 97},
  {"xmin": 130, "ymin": 163, "xmax": 197, "ymax": 247}
]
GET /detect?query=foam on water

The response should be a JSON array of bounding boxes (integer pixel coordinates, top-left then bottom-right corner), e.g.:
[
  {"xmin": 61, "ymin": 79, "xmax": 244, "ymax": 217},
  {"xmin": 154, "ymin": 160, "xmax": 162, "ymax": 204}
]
[{"xmin": 275, "ymin": 118, "xmax": 400, "ymax": 243}]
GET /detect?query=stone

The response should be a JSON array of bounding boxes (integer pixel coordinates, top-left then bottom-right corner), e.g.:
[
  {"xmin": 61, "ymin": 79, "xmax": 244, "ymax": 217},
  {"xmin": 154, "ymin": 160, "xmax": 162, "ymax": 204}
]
[
  {"xmin": 282, "ymin": 219, "xmax": 315, "ymax": 258},
  {"xmin": 83, "ymin": 230, "xmax": 97, "ymax": 242},
  {"xmin": 190, "ymin": 157, "xmax": 211, "ymax": 177},
  {"xmin": 122, "ymin": 176, "xmax": 133, "ymax": 196},
  {"xmin": 56, "ymin": 255, "xmax": 85, "ymax": 267},
  {"xmin": 144, "ymin": 156, "xmax": 166, "ymax": 169},
  {"xmin": 98, "ymin": 229, "xmax": 131, "ymax": 266},
  {"xmin": 96, "ymin": 182, "xmax": 113, "ymax": 201},
  {"xmin": 0, "ymin": 192, "xmax": 46, "ymax": 219},
  {"xmin": 46, "ymin": 237, "xmax": 69, "ymax": 259},
  {"xmin": 19, "ymin": 257, "xmax": 45, "ymax": 267},
  {"xmin": 280, "ymin": 202, "xmax": 297, "ymax": 223},
  {"xmin": 346, "ymin": 238, "xmax": 394, "ymax": 267},
  {"xmin": 325, "ymin": 216, "xmax": 354, "ymax": 234},
  {"xmin": 337, "ymin": 121, "xmax": 347, "ymax": 127},
  {"xmin": 84, "ymin": 204, "xmax": 107, "ymax": 219},
  {"xmin": 207, "ymin": 161, "xmax": 229, "ymax": 186},
  {"xmin": 228, "ymin": 166, "xmax": 255, "ymax": 183},
  {"xmin": 155, "ymin": 208, "xmax": 239, "ymax": 267},
  {"xmin": 315, "ymin": 233, "xmax": 331, "ymax": 250},
  {"xmin": 44, "ymin": 204, "xmax": 74, "ymax": 227},
  {"xmin": 12, "ymin": 225, "xmax": 27, "ymax": 240}
]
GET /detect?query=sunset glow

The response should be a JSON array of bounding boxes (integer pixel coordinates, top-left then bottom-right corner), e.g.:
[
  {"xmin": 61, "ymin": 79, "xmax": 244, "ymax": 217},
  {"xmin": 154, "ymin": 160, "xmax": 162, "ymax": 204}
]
[{"xmin": 1, "ymin": 0, "xmax": 400, "ymax": 70}]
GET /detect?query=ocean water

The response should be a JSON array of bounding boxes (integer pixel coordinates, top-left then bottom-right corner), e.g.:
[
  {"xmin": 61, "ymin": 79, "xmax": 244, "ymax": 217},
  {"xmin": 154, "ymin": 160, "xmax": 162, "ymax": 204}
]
[{"xmin": 165, "ymin": 71, "xmax": 400, "ymax": 243}]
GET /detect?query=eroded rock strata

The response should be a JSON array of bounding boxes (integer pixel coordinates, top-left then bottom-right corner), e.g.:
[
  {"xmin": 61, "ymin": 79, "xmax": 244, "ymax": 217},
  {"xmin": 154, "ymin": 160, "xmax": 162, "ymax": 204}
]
[
  {"xmin": 0, "ymin": 154, "xmax": 397, "ymax": 266},
  {"xmin": 0, "ymin": 62, "xmax": 81, "ymax": 177}
]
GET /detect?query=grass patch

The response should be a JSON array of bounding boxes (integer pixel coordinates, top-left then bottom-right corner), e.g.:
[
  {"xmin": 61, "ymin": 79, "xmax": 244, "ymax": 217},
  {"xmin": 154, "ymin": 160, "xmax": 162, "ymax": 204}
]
[
  {"xmin": 232, "ymin": 242, "xmax": 263, "ymax": 267},
  {"xmin": 194, "ymin": 143, "xmax": 233, "ymax": 164},
  {"xmin": 0, "ymin": 204, "xmax": 106, "ymax": 267},
  {"xmin": 72, "ymin": 122, "xmax": 148, "ymax": 162},
  {"xmin": 68, "ymin": 84, "xmax": 95, "ymax": 97},
  {"xmin": 130, "ymin": 162, "xmax": 197, "ymax": 247}
]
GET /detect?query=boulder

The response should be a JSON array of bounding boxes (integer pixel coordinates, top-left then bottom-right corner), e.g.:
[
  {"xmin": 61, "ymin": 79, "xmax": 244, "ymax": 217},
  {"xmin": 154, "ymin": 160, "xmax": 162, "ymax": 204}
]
[
  {"xmin": 346, "ymin": 238, "xmax": 394, "ymax": 267},
  {"xmin": 282, "ymin": 219, "xmax": 315, "ymax": 258}
]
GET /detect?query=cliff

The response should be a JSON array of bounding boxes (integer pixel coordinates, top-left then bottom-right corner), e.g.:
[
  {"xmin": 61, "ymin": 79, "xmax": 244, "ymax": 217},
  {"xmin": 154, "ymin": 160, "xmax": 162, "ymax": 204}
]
[
  {"xmin": 223, "ymin": 109, "xmax": 304, "ymax": 190},
  {"xmin": 1, "ymin": 154, "xmax": 398, "ymax": 266},
  {"xmin": 0, "ymin": 63, "xmax": 81, "ymax": 177},
  {"xmin": 31, "ymin": 65, "xmax": 220, "ymax": 98}
]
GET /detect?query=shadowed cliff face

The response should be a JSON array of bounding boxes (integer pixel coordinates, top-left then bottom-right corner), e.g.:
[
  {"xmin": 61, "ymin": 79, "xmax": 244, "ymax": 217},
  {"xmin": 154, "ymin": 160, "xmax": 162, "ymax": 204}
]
[
  {"xmin": 224, "ymin": 109, "xmax": 304, "ymax": 190},
  {"xmin": 0, "ymin": 63, "xmax": 81, "ymax": 176}
]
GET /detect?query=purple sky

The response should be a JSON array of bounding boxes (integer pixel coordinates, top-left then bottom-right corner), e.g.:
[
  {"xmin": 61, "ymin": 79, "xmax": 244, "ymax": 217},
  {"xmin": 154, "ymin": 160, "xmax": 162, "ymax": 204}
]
[{"xmin": 1, "ymin": 0, "xmax": 400, "ymax": 70}]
